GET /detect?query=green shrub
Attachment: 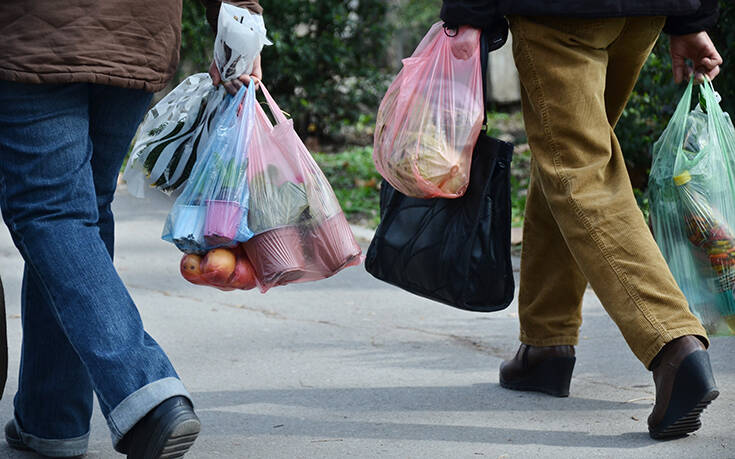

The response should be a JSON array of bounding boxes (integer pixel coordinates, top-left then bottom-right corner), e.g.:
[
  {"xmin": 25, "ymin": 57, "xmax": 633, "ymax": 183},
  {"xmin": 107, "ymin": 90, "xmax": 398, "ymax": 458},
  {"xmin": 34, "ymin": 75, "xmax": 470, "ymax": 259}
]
[
  {"xmin": 312, "ymin": 147, "xmax": 382, "ymax": 227},
  {"xmin": 710, "ymin": 0, "xmax": 735, "ymax": 116},
  {"xmin": 258, "ymin": 0, "xmax": 392, "ymax": 140},
  {"xmin": 178, "ymin": 2, "xmax": 215, "ymax": 81}
]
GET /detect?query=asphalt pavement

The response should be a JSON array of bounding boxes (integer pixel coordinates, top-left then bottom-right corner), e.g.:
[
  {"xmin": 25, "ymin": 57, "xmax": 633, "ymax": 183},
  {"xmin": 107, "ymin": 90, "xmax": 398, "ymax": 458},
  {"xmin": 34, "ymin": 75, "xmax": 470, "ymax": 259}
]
[{"xmin": 0, "ymin": 185, "xmax": 732, "ymax": 459}]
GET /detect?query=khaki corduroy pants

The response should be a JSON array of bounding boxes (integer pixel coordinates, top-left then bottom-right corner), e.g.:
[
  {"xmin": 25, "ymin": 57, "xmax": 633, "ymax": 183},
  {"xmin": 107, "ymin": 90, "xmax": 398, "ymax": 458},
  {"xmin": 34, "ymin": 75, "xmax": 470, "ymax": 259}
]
[{"xmin": 508, "ymin": 16, "xmax": 708, "ymax": 368}]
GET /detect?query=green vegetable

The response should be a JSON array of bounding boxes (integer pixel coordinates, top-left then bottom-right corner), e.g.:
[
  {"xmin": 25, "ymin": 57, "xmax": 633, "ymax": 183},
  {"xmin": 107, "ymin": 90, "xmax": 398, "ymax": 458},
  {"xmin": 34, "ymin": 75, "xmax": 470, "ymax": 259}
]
[{"xmin": 249, "ymin": 165, "xmax": 309, "ymax": 231}]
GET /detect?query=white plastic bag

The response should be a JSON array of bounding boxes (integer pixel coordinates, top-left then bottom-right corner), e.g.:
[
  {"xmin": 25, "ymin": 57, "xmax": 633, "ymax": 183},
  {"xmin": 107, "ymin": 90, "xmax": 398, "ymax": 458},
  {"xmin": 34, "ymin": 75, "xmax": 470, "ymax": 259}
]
[
  {"xmin": 123, "ymin": 73, "xmax": 225, "ymax": 197},
  {"xmin": 214, "ymin": 4, "xmax": 272, "ymax": 81}
]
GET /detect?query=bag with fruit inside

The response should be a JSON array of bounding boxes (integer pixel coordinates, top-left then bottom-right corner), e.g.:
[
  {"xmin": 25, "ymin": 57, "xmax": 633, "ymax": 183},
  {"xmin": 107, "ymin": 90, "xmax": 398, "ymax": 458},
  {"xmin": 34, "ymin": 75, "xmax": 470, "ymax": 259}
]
[
  {"xmin": 373, "ymin": 22, "xmax": 484, "ymax": 199},
  {"xmin": 124, "ymin": 73, "xmax": 226, "ymax": 197},
  {"xmin": 162, "ymin": 81, "xmax": 256, "ymax": 254},
  {"xmin": 180, "ymin": 246, "xmax": 258, "ymax": 291},
  {"xmin": 241, "ymin": 82, "xmax": 362, "ymax": 292},
  {"xmin": 649, "ymin": 77, "xmax": 735, "ymax": 335}
]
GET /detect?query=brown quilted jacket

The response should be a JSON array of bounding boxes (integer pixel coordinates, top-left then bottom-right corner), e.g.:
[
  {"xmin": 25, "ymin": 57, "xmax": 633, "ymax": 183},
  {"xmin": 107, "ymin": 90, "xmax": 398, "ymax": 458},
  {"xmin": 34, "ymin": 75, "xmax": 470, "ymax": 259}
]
[{"xmin": 0, "ymin": 0, "xmax": 262, "ymax": 92}]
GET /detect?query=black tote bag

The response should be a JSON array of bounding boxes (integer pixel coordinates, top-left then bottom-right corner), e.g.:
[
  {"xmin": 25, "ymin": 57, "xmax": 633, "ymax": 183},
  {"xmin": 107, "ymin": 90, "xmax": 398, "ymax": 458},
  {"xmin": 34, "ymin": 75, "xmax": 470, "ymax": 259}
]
[
  {"xmin": 365, "ymin": 132, "xmax": 514, "ymax": 312},
  {"xmin": 364, "ymin": 25, "xmax": 515, "ymax": 312}
]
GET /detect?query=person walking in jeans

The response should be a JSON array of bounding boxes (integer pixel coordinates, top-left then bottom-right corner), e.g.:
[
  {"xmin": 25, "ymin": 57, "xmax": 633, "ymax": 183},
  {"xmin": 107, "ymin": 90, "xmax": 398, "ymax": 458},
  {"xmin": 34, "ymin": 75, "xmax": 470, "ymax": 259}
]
[
  {"xmin": 0, "ymin": 0, "xmax": 262, "ymax": 457},
  {"xmin": 441, "ymin": 0, "xmax": 722, "ymax": 439}
]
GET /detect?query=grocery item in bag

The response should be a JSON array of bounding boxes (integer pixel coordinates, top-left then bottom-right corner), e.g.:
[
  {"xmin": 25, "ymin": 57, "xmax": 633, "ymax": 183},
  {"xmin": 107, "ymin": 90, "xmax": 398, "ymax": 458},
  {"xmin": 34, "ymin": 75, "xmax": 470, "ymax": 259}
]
[
  {"xmin": 373, "ymin": 22, "xmax": 484, "ymax": 199},
  {"xmin": 649, "ymin": 78, "xmax": 735, "ymax": 335},
  {"xmin": 242, "ymin": 82, "xmax": 362, "ymax": 292},
  {"xmin": 180, "ymin": 246, "xmax": 257, "ymax": 291},
  {"xmin": 162, "ymin": 82, "xmax": 256, "ymax": 253}
]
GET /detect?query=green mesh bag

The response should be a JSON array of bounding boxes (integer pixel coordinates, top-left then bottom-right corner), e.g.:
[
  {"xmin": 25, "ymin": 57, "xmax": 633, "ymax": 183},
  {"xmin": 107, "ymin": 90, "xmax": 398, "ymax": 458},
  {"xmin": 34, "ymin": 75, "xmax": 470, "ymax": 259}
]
[{"xmin": 649, "ymin": 78, "xmax": 735, "ymax": 336}]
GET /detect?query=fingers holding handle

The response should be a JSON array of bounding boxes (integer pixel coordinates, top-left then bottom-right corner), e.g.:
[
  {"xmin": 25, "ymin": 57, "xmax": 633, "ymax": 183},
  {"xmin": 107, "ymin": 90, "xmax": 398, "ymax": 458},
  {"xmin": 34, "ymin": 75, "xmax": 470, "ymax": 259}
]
[
  {"xmin": 209, "ymin": 54, "xmax": 263, "ymax": 95},
  {"xmin": 669, "ymin": 32, "xmax": 723, "ymax": 84}
]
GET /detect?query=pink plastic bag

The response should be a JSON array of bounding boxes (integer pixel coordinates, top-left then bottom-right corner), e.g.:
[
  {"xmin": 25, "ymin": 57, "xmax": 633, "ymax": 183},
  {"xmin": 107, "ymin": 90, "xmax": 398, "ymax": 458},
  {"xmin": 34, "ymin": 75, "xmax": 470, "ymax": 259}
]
[
  {"xmin": 374, "ymin": 22, "xmax": 484, "ymax": 199},
  {"xmin": 242, "ymin": 82, "xmax": 363, "ymax": 292}
]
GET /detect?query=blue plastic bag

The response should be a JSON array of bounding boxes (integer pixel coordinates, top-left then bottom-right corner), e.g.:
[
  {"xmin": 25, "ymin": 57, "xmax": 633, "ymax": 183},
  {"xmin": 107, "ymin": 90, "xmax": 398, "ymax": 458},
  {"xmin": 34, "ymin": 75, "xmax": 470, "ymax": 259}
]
[{"xmin": 162, "ymin": 81, "xmax": 256, "ymax": 253}]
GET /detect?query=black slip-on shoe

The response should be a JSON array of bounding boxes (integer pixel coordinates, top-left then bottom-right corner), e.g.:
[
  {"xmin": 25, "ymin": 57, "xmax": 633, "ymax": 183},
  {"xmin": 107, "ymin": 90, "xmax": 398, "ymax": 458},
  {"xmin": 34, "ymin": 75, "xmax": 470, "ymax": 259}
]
[
  {"xmin": 499, "ymin": 343, "xmax": 576, "ymax": 397},
  {"xmin": 116, "ymin": 396, "xmax": 200, "ymax": 459}
]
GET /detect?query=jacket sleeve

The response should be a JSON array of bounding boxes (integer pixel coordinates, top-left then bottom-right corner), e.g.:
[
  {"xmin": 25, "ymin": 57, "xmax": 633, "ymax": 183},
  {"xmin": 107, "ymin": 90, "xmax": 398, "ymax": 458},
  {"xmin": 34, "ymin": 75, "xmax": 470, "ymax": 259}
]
[
  {"xmin": 440, "ymin": 0, "xmax": 497, "ymax": 28},
  {"xmin": 663, "ymin": 0, "xmax": 718, "ymax": 35},
  {"xmin": 199, "ymin": 0, "xmax": 263, "ymax": 34}
]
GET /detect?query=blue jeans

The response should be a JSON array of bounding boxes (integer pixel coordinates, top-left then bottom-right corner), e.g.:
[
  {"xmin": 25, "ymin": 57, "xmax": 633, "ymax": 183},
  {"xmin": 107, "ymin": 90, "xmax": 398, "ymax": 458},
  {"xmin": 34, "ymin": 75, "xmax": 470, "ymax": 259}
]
[{"xmin": 0, "ymin": 81, "xmax": 190, "ymax": 457}]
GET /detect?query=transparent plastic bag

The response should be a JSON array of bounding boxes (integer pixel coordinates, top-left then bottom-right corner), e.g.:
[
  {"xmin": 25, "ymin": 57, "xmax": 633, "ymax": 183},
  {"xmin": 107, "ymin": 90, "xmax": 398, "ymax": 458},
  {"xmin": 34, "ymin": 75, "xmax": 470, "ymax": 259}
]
[
  {"xmin": 649, "ymin": 78, "xmax": 735, "ymax": 335},
  {"xmin": 162, "ymin": 81, "xmax": 256, "ymax": 253},
  {"xmin": 180, "ymin": 246, "xmax": 257, "ymax": 291},
  {"xmin": 241, "ymin": 83, "xmax": 362, "ymax": 292},
  {"xmin": 124, "ymin": 73, "xmax": 226, "ymax": 197},
  {"xmin": 373, "ymin": 22, "xmax": 484, "ymax": 199}
]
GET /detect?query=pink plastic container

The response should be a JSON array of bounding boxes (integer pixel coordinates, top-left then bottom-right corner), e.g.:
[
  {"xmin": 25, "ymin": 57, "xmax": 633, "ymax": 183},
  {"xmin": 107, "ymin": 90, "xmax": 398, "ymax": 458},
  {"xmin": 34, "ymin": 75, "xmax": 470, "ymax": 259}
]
[
  {"xmin": 308, "ymin": 213, "xmax": 362, "ymax": 273},
  {"xmin": 204, "ymin": 200, "xmax": 244, "ymax": 245},
  {"xmin": 244, "ymin": 226, "xmax": 307, "ymax": 288}
]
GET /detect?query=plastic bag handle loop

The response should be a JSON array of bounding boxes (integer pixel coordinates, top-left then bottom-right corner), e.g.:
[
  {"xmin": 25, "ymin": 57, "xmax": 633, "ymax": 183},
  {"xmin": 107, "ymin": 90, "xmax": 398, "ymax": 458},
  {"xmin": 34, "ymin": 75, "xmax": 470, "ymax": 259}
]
[
  {"xmin": 234, "ymin": 79, "xmax": 256, "ymax": 150},
  {"xmin": 223, "ymin": 81, "xmax": 251, "ymax": 121},
  {"xmin": 670, "ymin": 77, "xmax": 695, "ymax": 138},
  {"xmin": 443, "ymin": 23, "xmax": 458, "ymax": 37},
  {"xmin": 700, "ymin": 76, "xmax": 735, "ymax": 185},
  {"xmin": 256, "ymin": 81, "xmax": 289, "ymax": 126}
]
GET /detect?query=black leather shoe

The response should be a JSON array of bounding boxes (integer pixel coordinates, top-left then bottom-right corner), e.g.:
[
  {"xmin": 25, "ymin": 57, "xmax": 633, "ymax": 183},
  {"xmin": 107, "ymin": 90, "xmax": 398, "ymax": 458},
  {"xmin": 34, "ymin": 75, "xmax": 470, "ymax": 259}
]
[
  {"xmin": 648, "ymin": 336, "xmax": 719, "ymax": 439},
  {"xmin": 5, "ymin": 420, "xmax": 30, "ymax": 452},
  {"xmin": 499, "ymin": 344, "xmax": 576, "ymax": 397},
  {"xmin": 116, "ymin": 396, "xmax": 200, "ymax": 459}
]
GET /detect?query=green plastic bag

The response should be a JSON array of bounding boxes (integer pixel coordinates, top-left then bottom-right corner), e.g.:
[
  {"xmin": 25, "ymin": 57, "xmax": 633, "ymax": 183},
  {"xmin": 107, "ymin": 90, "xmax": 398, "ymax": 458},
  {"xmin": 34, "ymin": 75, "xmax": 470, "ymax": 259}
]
[{"xmin": 649, "ymin": 78, "xmax": 735, "ymax": 336}]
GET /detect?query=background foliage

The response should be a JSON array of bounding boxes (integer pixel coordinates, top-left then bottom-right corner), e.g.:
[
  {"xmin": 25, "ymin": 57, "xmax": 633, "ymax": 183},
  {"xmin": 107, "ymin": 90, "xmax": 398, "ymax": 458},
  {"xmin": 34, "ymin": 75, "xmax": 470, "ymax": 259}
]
[
  {"xmin": 710, "ymin": 0, "xmax": 735, "ymax": 116},
  {"xmin": 312, "ymin": 147, "xmax": 382, "ymax": 227},
  {"xmin": 179, "ymin": 1, "xmax": 215, "ymax": 80},
  {"xmin": 253, "ymin": 0, "xmax": 392, "ymax": 141}
]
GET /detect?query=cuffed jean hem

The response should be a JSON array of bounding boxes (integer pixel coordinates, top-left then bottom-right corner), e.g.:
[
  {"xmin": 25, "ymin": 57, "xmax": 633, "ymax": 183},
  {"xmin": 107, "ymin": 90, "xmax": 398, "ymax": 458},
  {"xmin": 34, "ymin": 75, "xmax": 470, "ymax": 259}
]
[
  {"xmin": 14, "ymin": 419, "xmax": 89, "ymax": 457},
  {"xmin": 641, "ymin": 326, "xmax": 710, "ymax": 370},
  {"xmin": 519, "ymin": 333, "xmax": 579, "ymax": 347},
  {"xmin": 107, "ymin": 377, "xmax": 191, "ymax": 447}
]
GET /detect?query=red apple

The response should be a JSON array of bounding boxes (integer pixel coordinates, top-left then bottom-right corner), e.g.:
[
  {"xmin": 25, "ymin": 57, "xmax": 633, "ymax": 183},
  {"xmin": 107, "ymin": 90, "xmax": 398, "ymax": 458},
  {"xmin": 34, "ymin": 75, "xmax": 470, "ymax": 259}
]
[
  {"xmin": 180, "ymin": 254, "xmax": 206, "ymax": 285},
  {"xmin": 201, "ymin": 248, "xmax": 237, "ymax": 285},
  {"xmin": 228, "ymin": 251, "xmax": 258, "ymax": 290}
]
